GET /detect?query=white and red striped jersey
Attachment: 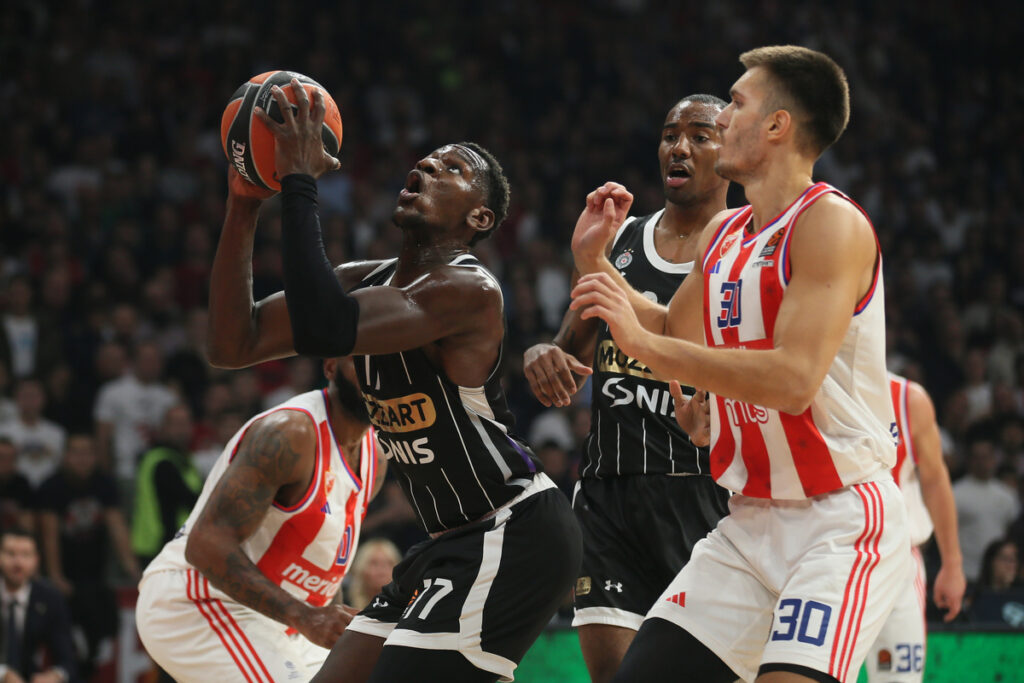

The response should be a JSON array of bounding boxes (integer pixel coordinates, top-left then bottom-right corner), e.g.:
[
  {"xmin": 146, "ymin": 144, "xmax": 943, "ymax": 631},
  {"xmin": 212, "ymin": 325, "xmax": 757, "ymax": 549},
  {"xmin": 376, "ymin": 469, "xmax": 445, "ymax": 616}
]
[
  {"xmin": 146, "ymin": 389, "xmax": 377, "ymax": 608},
  {"xmin": 889, "ymin": 373, "xmax": 934, "ymax": 546},
  {"xmin": 702, "ymin": 182, "xmax": 895, "ymax": 499}
]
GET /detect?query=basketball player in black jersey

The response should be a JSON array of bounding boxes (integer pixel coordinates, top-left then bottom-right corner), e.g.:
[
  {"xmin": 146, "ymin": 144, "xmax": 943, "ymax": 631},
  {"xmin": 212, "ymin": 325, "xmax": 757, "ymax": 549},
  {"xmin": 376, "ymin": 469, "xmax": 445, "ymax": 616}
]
[
  {"xmin": 523, "ymin": 95, "xmax": 731, "ymax": 682},
  {"xmin": 207, "ymin": 79, "xmax": 581, "ymax": 683}
]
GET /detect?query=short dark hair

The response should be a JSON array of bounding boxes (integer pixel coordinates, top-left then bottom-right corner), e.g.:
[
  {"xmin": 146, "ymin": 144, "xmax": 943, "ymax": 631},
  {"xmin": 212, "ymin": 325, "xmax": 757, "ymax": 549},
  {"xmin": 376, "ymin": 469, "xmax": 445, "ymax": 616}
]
[
  {"xmin": 740, "ymin": 45, "xmax": 850, "ymax": 157},
  {"xmin": 678, "ymin": 93, "xmax": 727, "ymax": 110},
  {"xmin": 457, "ymin": 141, "xmax": 510, "ymax": 246},
  {"xmin": 0, "ymin": 528, "xmax": 35, "ymax": 545}
]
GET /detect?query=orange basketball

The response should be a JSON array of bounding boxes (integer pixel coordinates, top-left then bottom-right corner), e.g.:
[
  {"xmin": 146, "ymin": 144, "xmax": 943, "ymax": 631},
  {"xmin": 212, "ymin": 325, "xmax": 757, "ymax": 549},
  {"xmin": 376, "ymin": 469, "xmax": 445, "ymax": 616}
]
[{"xmin": 221, "ymin": 70, "xmax": 343, "ymax": 192}]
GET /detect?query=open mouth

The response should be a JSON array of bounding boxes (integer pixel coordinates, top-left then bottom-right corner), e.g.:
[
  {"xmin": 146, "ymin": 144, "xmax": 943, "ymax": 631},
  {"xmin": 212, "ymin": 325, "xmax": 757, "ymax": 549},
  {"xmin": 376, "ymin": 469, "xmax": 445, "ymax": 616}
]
[
  {"xmin": 666, "ymin": 165, "xmax": 692, "ymax": 187},
  {"xmin": 400, "ymin": 170, "xmax": 423, "ymax": 200}
]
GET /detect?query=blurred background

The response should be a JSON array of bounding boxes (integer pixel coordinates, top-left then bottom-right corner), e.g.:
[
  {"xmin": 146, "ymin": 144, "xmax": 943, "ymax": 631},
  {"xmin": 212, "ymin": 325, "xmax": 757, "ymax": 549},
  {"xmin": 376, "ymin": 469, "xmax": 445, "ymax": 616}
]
[{"xmin": 1, "ymin": 0, "xmax": 1022, "ymax": 680}]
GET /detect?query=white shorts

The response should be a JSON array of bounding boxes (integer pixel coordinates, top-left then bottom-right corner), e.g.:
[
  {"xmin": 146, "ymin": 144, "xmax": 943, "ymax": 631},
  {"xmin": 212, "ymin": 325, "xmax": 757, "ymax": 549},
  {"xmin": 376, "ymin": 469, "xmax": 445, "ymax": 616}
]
[
  {"xmin": 645, "ymin": 478, "xmax": 910, "ymax": 683},
  {"xmin": 137, "ymin": 568, "xmax": 330, "ymax": 683},
  {"xmin": 864, "ymin": 547, "xmax": 927, "ymax": 682}
]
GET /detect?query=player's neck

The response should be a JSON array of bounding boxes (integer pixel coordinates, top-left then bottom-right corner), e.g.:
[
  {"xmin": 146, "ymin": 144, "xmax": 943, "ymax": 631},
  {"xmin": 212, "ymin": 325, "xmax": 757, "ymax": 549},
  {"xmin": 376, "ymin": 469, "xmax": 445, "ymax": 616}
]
[
  {"xmin": 395, "ymin": 235, "xmax": 468, "ymax": 282},
  {"xmin": 325, "ymin": 394, "xmax": 370, "ymax": 470},
  {"xmin": 743, "ymin": 154, "xmax": 815, "ymax": 232},
  {"xmin": 661, "ymin": 194, "xmax": 727, "ymax": 239}
]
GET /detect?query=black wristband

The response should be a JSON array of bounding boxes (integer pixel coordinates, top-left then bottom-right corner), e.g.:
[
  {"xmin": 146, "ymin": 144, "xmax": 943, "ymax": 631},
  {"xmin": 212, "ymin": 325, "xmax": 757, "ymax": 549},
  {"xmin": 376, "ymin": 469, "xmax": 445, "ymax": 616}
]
[{"xmin": 280, "ymin": 174, "xmax": 359, "ymax": 357}]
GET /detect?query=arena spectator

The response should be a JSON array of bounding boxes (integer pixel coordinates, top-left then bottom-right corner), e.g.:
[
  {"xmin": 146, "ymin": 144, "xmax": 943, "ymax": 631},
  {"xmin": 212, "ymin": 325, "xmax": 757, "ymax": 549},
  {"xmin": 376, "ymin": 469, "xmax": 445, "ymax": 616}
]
[
  {"xmin": 0, "ymin": 377, "xmax": 66, "ymax": 488},
  {"xmin": 0, "ymin": 274, "xmax": 60, "ymax": 381},
  {"xmin": 0, "ymin": 529, "xmax": 78, "ymax": 683},
  {"xmin": 954, "ymin": 437, "xmax": 1021, "ymax": 581},
  {"xmin": 130, "ymin": 404, "xmax": 201, "ymax": 568},
  {"xmin": 37, "ymin": 434, "xmax": 138, "ymax": 679},
  {"xmin": 93, "ymin": 341, "xmax": 176, "ymax": 483},
  {"xmin": 0, "ymin": 438, "xmax": 32, "ymax": 534},
  {"xmin": 344, "ymin": 539, "xmax": 402, "ymax": 612}
]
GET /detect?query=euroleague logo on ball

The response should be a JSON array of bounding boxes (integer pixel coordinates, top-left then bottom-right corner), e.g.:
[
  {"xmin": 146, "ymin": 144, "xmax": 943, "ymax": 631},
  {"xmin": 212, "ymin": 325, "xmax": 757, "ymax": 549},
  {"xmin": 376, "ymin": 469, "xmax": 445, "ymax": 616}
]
[{"xmin": 221, "ymin": 70, "xmax": 343, "ymax": 191}]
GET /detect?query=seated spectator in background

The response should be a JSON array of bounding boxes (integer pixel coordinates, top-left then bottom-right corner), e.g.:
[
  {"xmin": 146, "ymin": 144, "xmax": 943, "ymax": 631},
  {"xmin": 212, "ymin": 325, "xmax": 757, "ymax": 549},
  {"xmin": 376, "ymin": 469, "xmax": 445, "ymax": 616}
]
[
  {"xmin": 130, "ymin": 404, "xmax": 201, "ymax": 568},
  {"xmin": 262, "ymin": 357, "xmax": 317, "ymax": 409},
  {"xmin": 954, "ymin": 436, "xmax": 1021, "ymax": 581},
  {"xmin": 0, "ymin": 439, "xmax": 32, "ymax": 534},
  {"xmin": 345, "ymin": 539, "xmax": 402, "ymax": 611},
  {"xmin": 93, "ymin": 341, "xmax": 177, "ymax": 484},
  {"xmin": 0, "ymin": 377, "xmax": 66, "ymax": 488},
  {"xmin": 0, "ymin": 274, "xmax": 60, "ymax": 381},
  {"xmin": 190, "ymin": 410, "xmax": 244, "ymax": 479},
  {"xmin": 965, "ymin": 538, "xmax": 1024, "ymax": 628},
  {"xmin": 38, "ymin": 434, "xmax": 139, "ymax": 679},
  {"xmin": 0, "ymin": 361, "xmax": 15, "ymax": 424},
  {"xmin": 0, "ymin": 529, "xmax": 77, "ymax": 683}
]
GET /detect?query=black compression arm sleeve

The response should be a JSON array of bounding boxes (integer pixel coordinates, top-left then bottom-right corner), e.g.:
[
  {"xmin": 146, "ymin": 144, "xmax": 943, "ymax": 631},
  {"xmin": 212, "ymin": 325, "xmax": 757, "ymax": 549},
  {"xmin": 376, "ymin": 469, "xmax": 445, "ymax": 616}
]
[{"xmin": 280, "ymin": 173, "xmax": 359, "ymax": 357}]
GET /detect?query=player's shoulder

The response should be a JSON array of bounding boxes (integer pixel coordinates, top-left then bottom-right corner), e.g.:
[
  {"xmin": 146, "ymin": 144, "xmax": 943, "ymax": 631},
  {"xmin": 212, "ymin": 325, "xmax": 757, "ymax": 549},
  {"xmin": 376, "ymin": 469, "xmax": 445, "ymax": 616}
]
[
  {"xmin": 697, "ymin": 208, "xmax": 743, "ymax": 253},
  {"xmin": 434, "ymin": 259, "xmax": 503, "ymax": 298},
  {"xmin": 245, "ymin": 405, "xmax": 319, "ymax": 446}
]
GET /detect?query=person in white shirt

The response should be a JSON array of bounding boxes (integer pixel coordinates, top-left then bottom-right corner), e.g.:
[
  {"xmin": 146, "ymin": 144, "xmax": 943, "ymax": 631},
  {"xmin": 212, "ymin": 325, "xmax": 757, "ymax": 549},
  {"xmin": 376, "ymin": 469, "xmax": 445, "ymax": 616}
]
[
  {"xmin": 0, "ymin": 378, "xmax": 65, "ymax": 488},
  {"xmin": 93, "ymin": 341, "xmax": 176, "ymax": 482},
  {"xmin": 953, "ymin": 436, "xmax": 1020, "ymax": 581}
]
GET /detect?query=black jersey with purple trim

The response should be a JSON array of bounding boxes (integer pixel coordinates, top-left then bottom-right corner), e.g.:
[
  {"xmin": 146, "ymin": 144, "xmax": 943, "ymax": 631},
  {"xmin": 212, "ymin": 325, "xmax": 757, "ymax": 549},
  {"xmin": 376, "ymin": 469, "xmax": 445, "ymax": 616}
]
[
  {"xmin": 352, "ymin": 255, "xmax": 542, "ymax": 534},
  {"xmin": 581, "ymin": 211, "xmax": 710, "ymax": 479}
]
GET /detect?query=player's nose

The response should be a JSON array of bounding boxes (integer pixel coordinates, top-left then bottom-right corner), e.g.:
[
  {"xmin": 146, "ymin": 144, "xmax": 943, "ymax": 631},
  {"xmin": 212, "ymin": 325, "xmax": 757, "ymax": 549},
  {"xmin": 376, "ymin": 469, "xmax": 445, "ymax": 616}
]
[{"xmin": 416, "ymin": 157, "xmax": 441, "ymax": 175}]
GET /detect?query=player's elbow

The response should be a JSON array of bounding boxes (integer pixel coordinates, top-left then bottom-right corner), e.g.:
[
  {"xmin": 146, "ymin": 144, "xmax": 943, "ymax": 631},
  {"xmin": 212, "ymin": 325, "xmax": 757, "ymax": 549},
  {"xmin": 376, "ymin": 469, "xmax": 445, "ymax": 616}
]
[
  {"xmin": 777, "ymin": 378, "xmax": 819, "ymax": 415},
  {"xmin": 184, "ymin": 528, "xmax": 217, "ymax": 571},
  {"xmin": 205, "ymin": 334, "xmax": 251, "ymax": 370}
]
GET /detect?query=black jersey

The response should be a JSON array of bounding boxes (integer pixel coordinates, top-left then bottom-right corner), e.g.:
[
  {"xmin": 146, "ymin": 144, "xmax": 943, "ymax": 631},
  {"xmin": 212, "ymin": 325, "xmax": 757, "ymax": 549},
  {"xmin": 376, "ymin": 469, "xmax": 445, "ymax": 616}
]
[
  {"xmin": 353, "ymin": 255, "xmax": 541, "ymax": 534},
  {"xmin": 581, "ymin": 211, "xmax": 710, "ymax": 479}
]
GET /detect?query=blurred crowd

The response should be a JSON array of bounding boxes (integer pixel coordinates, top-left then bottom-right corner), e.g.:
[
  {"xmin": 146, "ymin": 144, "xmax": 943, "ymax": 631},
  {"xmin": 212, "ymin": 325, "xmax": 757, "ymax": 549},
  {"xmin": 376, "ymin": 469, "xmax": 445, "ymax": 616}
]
[{"xmin": 1, "ymin": 0, "xmax": 1023, "ymax": 677}]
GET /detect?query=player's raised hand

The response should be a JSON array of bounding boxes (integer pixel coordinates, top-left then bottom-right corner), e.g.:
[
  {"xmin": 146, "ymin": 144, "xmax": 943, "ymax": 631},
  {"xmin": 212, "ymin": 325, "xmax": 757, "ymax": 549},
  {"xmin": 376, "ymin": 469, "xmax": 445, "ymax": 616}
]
[
  {"xmin": 295, "ymin": 604, "xmax": 360, "ymax": 649},
  {"xmin": 571, "ymin": 272, "xmax": 647, "ymax": 359},
  {"xmin": 932, "ymin": 562, "xmax": 966, "ymax": 622},
  {"xmin": 670, "ymin": 380, "xmax": 710, "ymax": 447},
  {"xmin": 524, "ymin": 343, "xmax": 592, "ymax": 407},
  {"xmin": 571, "ymin": 182, "xmax": 633, "ymax": 275},
  {"xmin": 254, "ymin": 78, "xmax": 341, "ymax": 180}
]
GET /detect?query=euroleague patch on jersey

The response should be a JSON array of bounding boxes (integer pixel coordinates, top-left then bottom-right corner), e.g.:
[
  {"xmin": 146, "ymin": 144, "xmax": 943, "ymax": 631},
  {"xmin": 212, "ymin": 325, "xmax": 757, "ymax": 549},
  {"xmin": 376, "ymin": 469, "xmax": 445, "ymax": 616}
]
[
  {"xmin": 363, "ymin": 392, "xmax": 437, "ymax": 433},
  {"xmin": 614, "ymin": 249, "xmax": 634, "ymax": 270},
  {"xmin": 758, "ymin": 227, "xmax": 786, "ymax": 257},
  {"xmin": 575, "ymin": 576, "xmax": 592, "ymax": 596}
]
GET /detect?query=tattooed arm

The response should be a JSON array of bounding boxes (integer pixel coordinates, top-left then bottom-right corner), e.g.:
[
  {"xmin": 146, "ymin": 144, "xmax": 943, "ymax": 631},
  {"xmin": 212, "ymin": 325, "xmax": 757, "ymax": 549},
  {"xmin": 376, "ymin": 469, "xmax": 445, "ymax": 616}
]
[{"xmin": 185, "ymin": 410, "xmax": 356, "ymax": 649}]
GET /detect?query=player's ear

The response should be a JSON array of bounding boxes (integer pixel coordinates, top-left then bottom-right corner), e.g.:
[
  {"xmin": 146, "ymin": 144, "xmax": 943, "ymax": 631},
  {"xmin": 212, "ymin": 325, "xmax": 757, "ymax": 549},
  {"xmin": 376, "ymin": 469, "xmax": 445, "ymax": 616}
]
[
  {"xmin": 323, "ymin": 358, "xmax": 337, "ymax": 381},
  {"xmin": 766, "ymin": 108, "xmax": 792, "ymax": 143},
  {"xmin": 467, "ymin": 206, "xmax": 495, "ymax": 233}
]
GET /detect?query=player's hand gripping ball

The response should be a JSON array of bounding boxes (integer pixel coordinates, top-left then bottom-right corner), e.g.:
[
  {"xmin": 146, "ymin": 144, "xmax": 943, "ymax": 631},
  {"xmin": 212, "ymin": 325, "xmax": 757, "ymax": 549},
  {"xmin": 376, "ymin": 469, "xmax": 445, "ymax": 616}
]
[{"xmin": 221, "ymin": 70, "xmax": 343, "ymax": 192}]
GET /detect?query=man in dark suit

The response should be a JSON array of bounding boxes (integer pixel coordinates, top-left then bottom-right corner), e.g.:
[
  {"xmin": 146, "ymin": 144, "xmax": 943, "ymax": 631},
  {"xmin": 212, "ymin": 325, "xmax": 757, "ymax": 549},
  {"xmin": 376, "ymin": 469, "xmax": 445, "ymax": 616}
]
[{"xmin": 0, "ymin": 529, "xmax": 76, "ymax": 683}]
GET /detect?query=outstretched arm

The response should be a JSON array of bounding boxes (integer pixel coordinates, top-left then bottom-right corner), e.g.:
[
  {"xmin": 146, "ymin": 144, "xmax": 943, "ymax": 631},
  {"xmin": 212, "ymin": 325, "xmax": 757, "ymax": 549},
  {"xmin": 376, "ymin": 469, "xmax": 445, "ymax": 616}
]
[
  {"xmin": 909, "ymin": 380, "xmax": 965, "ymax": 621},
  {"xmin": 185, "ymin": 411, "xmax": 356, "ymax": 648},
  {"xmin": 572, "ymin": 195, "xmax": 877, "ymax": 413}
]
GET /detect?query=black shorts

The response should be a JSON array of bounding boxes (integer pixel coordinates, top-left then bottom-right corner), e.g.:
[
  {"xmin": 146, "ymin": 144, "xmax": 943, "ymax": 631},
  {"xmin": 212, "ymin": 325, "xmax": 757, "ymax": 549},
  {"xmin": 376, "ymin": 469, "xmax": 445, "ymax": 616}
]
[
  {"xmin": 348, "ymin": 475, "xmax": 582, "ymax": 682},
  {"xmin": 572, "ymin": 474, "xmax": 730, "ymax": 629}
]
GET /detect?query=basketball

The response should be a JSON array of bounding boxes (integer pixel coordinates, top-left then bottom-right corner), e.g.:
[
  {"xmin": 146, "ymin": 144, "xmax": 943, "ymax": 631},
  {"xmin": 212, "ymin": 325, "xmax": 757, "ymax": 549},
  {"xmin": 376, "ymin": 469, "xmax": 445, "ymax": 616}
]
[{"xmin": 220, "ymin": 70, "xmax": 343, "ymax": 192}]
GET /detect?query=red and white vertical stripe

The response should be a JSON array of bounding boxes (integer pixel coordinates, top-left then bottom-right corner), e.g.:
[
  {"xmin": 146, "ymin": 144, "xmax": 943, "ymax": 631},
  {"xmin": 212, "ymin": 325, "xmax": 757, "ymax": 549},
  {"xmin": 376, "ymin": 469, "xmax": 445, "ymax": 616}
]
[
  {"xmin": 828, "ymin": 482, "xmax": 885, "ymax": 682},
  {"xmin": 186, "ymin": 569, "xmax": 275, "ymax": 683},
  {"xmin": 702, "ymin": 183, "xmax": 894, "ymax": 500}
]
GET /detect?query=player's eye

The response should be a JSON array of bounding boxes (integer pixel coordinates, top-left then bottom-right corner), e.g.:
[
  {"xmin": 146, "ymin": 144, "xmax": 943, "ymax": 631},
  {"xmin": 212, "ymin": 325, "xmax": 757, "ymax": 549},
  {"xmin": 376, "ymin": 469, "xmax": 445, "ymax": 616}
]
[
  {"xmin": 448, "ymin": 165, "xmax": 461, "ymax": 173},
  {"xmin": 695, "ymin": 135, "xmax": 709, "ymax": 143}
]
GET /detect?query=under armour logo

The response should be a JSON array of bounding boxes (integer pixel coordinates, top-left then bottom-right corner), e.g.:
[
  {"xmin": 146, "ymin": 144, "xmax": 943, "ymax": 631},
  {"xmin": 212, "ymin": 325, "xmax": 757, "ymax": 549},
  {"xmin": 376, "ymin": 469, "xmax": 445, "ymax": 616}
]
[
  {"xmin": 372, "ymin": 597, "xmax": 389, "ymax": 609},
  {"xmin": 604, "ymin": 581, "xmax": 623, "ymax": 593}
]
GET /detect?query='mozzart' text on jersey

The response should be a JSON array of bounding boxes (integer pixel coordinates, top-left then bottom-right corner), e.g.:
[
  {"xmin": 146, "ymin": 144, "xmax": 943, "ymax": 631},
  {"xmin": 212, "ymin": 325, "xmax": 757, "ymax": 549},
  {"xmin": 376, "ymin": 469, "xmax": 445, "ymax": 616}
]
[
  {"xmin": 702, "ymin": 182, "xmax": 895, "ymax": 499},
  {"xmin": 582, "ymin": 211, "xmax": 708, "ymax": 478},
  {"xmin": 353, "ymin": 256, "xmax": 541, "ymax": 534},
  {"xmin": 145, "ymin": 390, "xmax": 377, "ymax": 608}
]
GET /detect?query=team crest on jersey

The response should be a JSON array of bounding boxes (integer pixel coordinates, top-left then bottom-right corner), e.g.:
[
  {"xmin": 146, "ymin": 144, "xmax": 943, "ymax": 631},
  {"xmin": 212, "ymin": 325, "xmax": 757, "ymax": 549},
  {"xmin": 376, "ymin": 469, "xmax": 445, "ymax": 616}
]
[
  {"xmin": 575, "ymin": 576, "xmax": 592, "ymax": 596},
  {"xmin": 759, "ymin": 227, "xmax": 786, "ymax": 257},
  {"xmin": 614, "ymin": 250, "xmax": 633, "ymax": 270},
  {"xmin": 719, "ymin": 232, "xmax": 740, "ymax": 256}
]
